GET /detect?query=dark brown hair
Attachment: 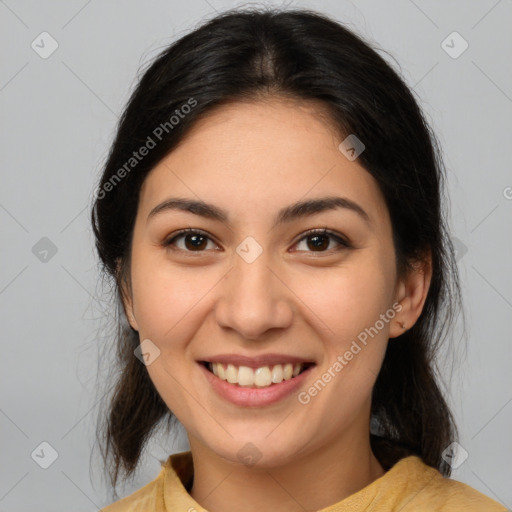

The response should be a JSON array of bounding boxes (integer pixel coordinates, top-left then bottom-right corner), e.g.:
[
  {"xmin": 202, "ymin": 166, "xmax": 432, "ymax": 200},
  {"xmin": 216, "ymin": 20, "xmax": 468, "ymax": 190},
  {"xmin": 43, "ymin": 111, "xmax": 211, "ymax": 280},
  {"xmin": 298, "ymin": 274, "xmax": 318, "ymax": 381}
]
[{"xmin": 91, "ymin": 7, "xmax": 462, "ymax": 492}]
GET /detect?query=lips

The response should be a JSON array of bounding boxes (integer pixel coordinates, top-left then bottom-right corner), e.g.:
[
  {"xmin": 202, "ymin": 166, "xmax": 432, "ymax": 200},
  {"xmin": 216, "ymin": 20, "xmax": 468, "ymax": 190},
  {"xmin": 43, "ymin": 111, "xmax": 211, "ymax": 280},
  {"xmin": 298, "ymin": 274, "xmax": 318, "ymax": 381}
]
[
  {"xmin": 198, "ymin": 354, "xmax": 315, "ymax": 405},
  {"xmin": 198, "ymin": 359, "xmax": 316, "ymax": 407}
]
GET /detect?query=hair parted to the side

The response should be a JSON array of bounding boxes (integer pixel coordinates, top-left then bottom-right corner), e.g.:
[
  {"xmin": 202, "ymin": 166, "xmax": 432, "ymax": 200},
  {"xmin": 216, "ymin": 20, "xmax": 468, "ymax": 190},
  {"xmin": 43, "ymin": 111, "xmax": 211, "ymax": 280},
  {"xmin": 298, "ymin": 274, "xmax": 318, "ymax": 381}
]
[{"xmin": 91, "ymin": 7, "xmax": 463, "ymax": 492}]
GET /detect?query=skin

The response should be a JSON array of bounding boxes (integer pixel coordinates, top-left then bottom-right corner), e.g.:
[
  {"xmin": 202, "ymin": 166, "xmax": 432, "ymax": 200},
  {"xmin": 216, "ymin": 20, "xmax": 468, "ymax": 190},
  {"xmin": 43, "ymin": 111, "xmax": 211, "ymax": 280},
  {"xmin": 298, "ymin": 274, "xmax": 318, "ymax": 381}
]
[{"xmin": 121, "ymin": 96, "xmax": 432, "ymax": 511}]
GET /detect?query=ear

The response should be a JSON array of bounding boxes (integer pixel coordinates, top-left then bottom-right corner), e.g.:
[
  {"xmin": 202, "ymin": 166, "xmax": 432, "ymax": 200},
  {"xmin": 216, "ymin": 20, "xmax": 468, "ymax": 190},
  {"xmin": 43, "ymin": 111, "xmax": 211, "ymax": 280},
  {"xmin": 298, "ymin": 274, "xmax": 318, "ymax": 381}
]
[
  {"xmin": 116, "ymin": 258, "xmax": 139, "ymax": 332},
  {"xmin": 389, "ymin": 251, "xmax": 432, "ymax": 338}
]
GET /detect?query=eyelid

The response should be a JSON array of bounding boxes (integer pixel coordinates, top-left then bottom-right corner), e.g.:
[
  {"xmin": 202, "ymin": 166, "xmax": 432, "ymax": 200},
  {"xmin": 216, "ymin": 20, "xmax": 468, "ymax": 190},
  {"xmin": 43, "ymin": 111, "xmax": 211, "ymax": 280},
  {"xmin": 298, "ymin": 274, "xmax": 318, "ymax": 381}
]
[{"xmin": 163, "ymin": 227, "xmax": 351, "ymax": 252}]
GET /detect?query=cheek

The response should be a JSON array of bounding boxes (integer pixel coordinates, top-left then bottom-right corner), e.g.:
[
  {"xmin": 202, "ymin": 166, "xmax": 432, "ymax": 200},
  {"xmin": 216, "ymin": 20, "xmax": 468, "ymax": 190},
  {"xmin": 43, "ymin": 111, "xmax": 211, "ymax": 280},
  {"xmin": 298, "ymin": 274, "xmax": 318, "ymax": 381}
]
[
  {"xmin": 292, "ymin": 260, "xmax": 395, "ymax": 425},
  {"xmin": 129, "ymin": 254, "xmax": 213, "ymax": 420},
  {"xmin": 292, "ymin": 254, "xmax": 395, "ymax": 342},
  {"xmin": 129, "ymin": 251, "xmax": 212, "ymax": 340}
]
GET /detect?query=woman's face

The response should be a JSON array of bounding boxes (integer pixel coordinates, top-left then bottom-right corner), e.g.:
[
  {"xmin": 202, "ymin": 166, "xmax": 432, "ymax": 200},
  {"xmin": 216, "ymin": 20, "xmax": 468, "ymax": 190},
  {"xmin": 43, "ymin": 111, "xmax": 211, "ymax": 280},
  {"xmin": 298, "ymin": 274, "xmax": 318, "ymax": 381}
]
[{"xmin": 123, "ymin": 97, "xmax": 412, "ymax": 468}]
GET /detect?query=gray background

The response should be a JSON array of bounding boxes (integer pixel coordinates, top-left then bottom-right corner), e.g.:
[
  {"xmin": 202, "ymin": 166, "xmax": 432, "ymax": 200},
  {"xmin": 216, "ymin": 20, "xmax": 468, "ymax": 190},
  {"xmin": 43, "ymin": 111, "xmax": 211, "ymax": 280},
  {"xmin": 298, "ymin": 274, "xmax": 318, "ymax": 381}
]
[{"xmin": 1, "ymin": 0, "xmax": 511, "ymax": 510}]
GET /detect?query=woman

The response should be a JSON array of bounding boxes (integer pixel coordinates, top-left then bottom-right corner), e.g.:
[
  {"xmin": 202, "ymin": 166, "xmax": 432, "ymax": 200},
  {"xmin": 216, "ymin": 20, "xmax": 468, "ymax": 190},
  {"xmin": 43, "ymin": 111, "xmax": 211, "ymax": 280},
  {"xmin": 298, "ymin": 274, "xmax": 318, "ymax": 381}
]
[{"xmin": 92, "ymin": 8, "xmax": 506, "ymax": 511}]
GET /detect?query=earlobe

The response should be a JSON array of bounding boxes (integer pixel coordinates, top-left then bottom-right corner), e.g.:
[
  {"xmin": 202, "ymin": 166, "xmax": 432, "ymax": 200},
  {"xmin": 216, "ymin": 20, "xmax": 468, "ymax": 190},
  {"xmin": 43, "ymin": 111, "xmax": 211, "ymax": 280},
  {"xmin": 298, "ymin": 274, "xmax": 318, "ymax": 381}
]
[
  {"xmin": 122, "ymin": 292, "xmax": 139, "ymax": 332},
  {"xmin": 116, "ymin": 258, "xmax": 139, "ymax": 332},
  {"xmin": 127, "ymin": 310, "xmax": 139, "ymax": 332},
  {"xmin": 389, "ymin": 254, "xmax": 432, "ymax": 339}
]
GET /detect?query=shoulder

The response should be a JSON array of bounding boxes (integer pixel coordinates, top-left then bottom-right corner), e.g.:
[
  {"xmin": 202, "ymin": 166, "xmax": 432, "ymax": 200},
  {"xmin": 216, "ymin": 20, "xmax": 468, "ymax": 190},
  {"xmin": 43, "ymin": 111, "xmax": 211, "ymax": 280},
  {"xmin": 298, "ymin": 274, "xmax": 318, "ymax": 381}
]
[
  {"xmin": 99, "ymin": 451, "xmax": 194, "ymax": 511},
  {"xmin": 99, "ymin": 466, "xmax": 166, "ymax": 512},
  {"xmin": 392, "ymin": 456, "xmax": 507, "ymax": 511},
  {"xmin": 419, "ymin": 474, "xmax": 506, "ymax": 511}
]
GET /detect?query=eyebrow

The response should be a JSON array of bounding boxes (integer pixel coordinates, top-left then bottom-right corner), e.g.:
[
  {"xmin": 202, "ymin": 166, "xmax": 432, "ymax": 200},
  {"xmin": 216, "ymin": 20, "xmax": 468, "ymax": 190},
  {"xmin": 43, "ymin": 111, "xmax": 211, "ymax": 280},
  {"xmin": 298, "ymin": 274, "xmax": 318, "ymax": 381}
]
[{"xmin": 147, "ymin": 196, "xmax": 372, "ymax": 227}]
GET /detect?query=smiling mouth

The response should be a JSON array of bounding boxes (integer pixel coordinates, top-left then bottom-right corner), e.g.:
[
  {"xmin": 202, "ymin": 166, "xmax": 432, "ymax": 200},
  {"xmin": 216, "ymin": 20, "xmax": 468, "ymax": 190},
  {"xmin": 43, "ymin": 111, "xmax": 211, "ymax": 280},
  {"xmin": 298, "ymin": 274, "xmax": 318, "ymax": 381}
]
[{"xmin": 200, "ymin": 361, "xmax": 315, "ymax": 388}]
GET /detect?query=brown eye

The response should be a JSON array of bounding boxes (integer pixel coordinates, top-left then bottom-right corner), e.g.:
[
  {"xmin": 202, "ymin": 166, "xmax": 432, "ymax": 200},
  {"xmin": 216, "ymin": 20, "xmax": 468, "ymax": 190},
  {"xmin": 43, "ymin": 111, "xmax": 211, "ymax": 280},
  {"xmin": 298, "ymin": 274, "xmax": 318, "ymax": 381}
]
[
  {"xmin": 183, "ymin": 233, "xmax": 208, "ymax": 250},
  {"xmin": 306, "ymin": 234, "xmax": 330, "ymax": 251},
  {"xmin": 294, "ymin": 229, "xmax": 350, "ymax": 253},
  {"xmin": 164, "ymin": 229, "xmax": 218, "ymax": 252}
]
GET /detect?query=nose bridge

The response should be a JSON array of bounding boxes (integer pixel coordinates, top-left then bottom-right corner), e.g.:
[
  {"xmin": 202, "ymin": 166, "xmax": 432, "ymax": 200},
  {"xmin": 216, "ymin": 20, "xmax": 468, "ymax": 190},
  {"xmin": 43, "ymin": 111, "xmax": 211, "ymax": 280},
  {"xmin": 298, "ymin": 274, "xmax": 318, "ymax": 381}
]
[{"xmin": 215, "ymin": 244, "xmax": 292, "ymax": 339}]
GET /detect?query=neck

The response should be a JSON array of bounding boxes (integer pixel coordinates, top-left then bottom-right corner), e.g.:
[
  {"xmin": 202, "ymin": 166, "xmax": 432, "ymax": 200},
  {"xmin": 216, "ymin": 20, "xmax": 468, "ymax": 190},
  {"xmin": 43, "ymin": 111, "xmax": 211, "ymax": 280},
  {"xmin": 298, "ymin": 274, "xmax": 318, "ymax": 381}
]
[{"xmin": 188, "ymin": 432, "xmax": 385, "ymax": 512}]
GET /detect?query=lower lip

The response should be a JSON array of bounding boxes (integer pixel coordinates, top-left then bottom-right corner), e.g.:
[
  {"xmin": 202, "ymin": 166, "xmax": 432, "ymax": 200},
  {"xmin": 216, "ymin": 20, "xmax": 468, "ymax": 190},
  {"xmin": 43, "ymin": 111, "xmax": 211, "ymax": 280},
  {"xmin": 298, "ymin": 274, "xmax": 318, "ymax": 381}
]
[{"xmin": 198, "ymin": 363, "xmax": 314, "ymax": 407}]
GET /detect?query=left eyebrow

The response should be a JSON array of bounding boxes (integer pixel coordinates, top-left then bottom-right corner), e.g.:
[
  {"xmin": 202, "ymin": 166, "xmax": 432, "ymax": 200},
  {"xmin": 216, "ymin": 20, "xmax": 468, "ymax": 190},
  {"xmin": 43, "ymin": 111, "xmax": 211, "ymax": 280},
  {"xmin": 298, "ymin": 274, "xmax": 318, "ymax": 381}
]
[
  {"xmin": 275, "ymin": 196, "xmax": 372, "ymax": 227},
  {"xmin": 147, "ymin": 196, "xmax": 372, "ymax": 227}
]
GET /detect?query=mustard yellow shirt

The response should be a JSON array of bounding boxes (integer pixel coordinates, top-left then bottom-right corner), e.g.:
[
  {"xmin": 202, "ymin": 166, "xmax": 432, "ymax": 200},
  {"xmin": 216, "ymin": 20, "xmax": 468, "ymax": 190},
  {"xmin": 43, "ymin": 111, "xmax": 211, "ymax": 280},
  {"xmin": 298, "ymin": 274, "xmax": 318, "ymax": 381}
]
[{"xmin": 100, "ymin": 451, "xmax": 507, "ymax": 511}]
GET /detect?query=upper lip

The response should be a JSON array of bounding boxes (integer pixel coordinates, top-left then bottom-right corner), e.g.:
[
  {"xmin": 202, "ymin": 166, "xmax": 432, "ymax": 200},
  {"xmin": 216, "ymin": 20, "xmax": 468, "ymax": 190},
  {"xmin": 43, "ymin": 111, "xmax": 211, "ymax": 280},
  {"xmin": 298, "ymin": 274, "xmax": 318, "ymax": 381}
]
[{"xmin": 199, "ymin": 353, "xmax": 315, "ymax": 368}]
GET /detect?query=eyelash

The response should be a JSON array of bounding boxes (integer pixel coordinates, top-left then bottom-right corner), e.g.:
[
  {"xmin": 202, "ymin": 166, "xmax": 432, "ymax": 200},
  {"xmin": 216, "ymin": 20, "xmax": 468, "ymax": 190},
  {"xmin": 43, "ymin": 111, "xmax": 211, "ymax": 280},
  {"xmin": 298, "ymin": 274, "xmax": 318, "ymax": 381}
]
[{"xmin": 162, "ymin": 228, "xmax": 351, "ymax": 254}]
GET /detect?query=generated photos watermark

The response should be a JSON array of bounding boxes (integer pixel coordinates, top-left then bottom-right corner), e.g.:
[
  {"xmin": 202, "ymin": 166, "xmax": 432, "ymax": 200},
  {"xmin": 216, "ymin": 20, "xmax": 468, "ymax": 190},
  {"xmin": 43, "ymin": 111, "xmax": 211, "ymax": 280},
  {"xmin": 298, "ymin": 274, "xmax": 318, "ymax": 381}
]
[
  {"xmin": 94, "ymin": 97, "xmax": 198, "ymax": 200},
  {"xmin": 298, "ymin": 302, "xmax": 403, "ymax": 405}
]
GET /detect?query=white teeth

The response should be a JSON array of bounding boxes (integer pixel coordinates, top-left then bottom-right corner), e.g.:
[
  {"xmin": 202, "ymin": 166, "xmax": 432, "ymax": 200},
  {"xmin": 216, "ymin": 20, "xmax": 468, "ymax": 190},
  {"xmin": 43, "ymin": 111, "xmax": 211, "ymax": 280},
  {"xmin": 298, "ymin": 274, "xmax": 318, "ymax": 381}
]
[
  {"xmin": 283, "ymin": 363, "xmax": 293, "ymax": 380},
  {"xmin": 271, "ymin": 364, "xmax": 284, "ymax": 384},
  {"xmin": 217, "ymin": 363, "xmax": 226, "ymax": 380},
  {"xmin": 238, "ymin": 366, "xmax": 254, "ymax": 386},
  {"xmin": 254, "ymin": 366, "xmax": 272, "ymax": 387},
  {"xmin": 226, "ymin": 364, "xmax": 238, "ymax": 384},
  {"xmin": 208, "ymin": 362, "xmax": 307, "ymax": 388}
]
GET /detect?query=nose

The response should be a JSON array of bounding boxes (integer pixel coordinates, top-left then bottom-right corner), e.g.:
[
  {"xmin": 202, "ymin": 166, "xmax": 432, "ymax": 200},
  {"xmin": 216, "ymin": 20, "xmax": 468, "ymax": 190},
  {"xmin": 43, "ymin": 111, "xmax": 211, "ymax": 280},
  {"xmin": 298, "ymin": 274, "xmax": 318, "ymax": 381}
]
[{"xmin": 214, "ymin": 249, "xmax": 293, "ymax": 340}]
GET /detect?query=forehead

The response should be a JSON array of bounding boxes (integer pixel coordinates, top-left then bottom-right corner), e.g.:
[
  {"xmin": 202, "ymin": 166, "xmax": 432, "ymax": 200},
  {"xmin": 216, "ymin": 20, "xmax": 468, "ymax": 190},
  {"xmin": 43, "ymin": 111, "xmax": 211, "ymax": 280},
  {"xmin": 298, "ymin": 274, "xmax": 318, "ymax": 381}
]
[{"xmin": 138, "ymin": 98, "xmax": 389, "ymax": 227}]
